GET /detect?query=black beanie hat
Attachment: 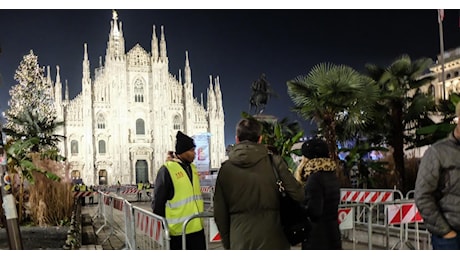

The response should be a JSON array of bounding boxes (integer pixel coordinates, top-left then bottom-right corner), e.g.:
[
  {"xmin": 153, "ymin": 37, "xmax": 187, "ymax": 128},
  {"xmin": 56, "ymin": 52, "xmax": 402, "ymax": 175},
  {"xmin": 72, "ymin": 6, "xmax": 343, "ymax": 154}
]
[
  {"xmin": 301, "ymin": 138, "xmax": 330, "ymax": 159},
  {"xmin": 175, "ymin": 131, "xmax": 196, "ymax": 155}
]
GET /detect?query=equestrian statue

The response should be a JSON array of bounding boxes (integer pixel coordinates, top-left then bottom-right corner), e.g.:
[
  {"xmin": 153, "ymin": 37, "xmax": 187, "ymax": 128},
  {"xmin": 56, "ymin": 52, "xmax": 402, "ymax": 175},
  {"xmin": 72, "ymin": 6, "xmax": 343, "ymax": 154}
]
[{"xmin": 249, "ymin": 73, "xmax": 275, "ymax": 114}]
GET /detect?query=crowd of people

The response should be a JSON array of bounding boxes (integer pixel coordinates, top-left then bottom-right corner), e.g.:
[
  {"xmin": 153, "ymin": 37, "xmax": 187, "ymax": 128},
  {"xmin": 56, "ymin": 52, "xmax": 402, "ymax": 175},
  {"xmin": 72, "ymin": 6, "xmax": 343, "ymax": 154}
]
[
  {"xmin": 147, "ymin": 101, "xmax": 460, "ymax": 250},
  {"xmin": 151, "ymin": 118, "xmax": 342, "ymax": 250}
]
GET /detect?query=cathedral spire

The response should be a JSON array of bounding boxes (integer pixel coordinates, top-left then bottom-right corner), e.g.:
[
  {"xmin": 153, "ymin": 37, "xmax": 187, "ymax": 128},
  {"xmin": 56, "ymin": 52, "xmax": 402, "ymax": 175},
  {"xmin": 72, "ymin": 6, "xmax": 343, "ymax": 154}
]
[
  {"xmin": 56, "ymin": 65, "xmax": 61, "ymax": 84},
  {"xmin": 107, "ymin": 10, "xmax": 125, "ymax": 61},
  {"xmin": 112, "ymin": 10, "xmax": 120, "ymax": 37},
  {"xmin": 160, "ymin": 25, "xmax": 167, "ymax": 61},
  {"xmin": 207, "ymin": 75, "xmax": 216, "ymax": 113},
  {"xmin": 178, "ymin": 69, "xmax": 182, "ymax": 85},
  {"xmin": 214, "ymin": 76, "xmax": 224, "ymax": 116},
  {"xmin": 46, "ymin": 65, "xmax": 52, "ymax": 86},
  {"xmin": 151, "ymin": 25, "xmax": 159, "ymax": 62},
  {"xmin": 65, "ymin": 79, "xmax": 69, "ymax": 101},
  {"xmin": 83, "ymin": 43, "xmax": 90, "ymax": 85},
  {"xmin": 55, "ymin": 65, "xmax": 62, "ymax": 103},
  {"xmin": 184, "ymin": 51, "xmax": 191, "ymax": 84}
]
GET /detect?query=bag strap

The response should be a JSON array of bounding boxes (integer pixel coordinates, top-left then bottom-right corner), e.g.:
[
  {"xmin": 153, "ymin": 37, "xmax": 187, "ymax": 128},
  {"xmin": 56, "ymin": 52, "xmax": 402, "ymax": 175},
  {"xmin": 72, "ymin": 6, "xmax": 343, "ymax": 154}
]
[{"xmin": 268, "ymin": 153, "xmax": 287, "ymax": 196}]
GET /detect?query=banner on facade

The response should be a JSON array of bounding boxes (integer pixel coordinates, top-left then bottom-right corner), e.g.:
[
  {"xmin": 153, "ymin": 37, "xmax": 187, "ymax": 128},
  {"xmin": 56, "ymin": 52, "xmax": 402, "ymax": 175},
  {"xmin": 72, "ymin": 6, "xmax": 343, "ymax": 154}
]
[{"xmin": 193, "ymin": 133, "xmax": 211, "ymax": 176}]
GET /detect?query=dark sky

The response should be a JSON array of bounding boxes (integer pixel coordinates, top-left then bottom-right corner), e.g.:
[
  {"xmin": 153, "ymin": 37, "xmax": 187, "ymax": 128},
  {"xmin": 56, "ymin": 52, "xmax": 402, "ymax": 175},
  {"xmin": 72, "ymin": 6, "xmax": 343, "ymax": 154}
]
[{"xmin": 1, "ymin": 9, "xmax": 460, "ymax": 147}]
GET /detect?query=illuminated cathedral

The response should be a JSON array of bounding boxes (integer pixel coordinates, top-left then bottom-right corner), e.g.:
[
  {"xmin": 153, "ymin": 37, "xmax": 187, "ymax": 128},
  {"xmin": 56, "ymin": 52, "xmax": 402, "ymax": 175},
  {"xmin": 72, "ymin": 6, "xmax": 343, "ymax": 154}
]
[{"xmin": 48, "ymin": 11, "xmax": 226, "ymax": 185}]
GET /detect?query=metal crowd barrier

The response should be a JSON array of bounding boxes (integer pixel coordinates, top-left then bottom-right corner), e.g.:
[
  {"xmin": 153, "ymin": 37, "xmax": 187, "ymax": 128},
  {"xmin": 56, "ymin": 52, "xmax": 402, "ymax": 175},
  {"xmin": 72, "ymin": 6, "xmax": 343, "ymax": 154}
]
[
  {"xmin": 340, "ymin": 188, "xmax": 404, "ymax": 228},
  {"xmin": 376, "ymin": 199, "xmax": 429, "ymax": 250},
  {"xmin": 339, "ymin": 203, "xmax": 373, "ymax": 250},
  {"xmin": 403, "ymin": 189, "xmax": 431, "ymax": 249},
  {"xmin": 91, "ymin": 185, "xmax": 153, "ymax": 202},
  {"xmin": 339, "ymin": 188, "xmax": 431, "ymax": 250},
  {"xmin": 181, "ymin": 211, "xmax": 222, "ymax": 250},
  {"xmin": 132, "ymin": 207, "xmax": 170, "ymax": 250},
  {"xmin": 123, "ymin": 201, "xmax": 135, "ymax": 249},
  {"xmin": 201, "ymin": 186, "xmax": 215, "ymax": 209},
  {"xmin": 90, "ymin": 187, "xmax": 432, "ymax": 250},
  {"xmin": 93, "ymin": 191, "xmax": 127, "ymax": 247}
]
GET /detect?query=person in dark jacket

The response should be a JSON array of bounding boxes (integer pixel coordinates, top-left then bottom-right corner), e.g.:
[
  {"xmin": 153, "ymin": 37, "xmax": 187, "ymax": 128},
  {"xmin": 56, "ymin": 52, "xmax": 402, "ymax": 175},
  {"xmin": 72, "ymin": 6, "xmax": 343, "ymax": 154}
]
[
  {"xmin": 294, "ymin": 138, "xmax": 342, "ymax": 250},
  {"xmin": 213, "ymin": 117, "xmax": 304, "ymax": 249},
  {"xmin": 414, "ymin": 102, "xmax": 460, "ymax": 250},
  {"xmin": 151, "ymin": 131, "xmax": 206, "ymax": 250}
]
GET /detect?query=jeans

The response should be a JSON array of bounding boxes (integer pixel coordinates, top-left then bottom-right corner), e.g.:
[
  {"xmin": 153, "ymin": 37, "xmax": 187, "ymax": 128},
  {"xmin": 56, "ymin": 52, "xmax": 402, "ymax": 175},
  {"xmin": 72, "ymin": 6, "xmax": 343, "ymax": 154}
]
[{"xmin": 431, "ymin": 234, "xmax": 460, "ymax": 250}]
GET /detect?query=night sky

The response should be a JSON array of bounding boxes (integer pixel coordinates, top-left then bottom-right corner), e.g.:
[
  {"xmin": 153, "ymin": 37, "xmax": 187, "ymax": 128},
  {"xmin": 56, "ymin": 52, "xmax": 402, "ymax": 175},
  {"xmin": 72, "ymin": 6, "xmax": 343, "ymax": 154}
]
[{"xmin": 1, "ymin": 9, "xmax": 460, "ymax": 147}]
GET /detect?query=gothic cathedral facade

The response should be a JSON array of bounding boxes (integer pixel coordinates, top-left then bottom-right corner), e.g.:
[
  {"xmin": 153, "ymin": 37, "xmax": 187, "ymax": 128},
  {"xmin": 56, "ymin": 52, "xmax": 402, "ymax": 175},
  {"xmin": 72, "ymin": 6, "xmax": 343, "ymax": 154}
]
[{"xmin": 50, "ymin": 11, "xmax": 226, "ymax": 186}]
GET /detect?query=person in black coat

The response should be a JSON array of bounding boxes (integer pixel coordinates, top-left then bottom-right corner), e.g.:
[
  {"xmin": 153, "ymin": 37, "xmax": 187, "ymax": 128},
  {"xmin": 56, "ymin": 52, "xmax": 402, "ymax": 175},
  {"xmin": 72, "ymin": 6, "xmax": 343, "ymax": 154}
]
[{"xmin": 295, "ymin": 138, "xmax": 342, "ymax": 250}]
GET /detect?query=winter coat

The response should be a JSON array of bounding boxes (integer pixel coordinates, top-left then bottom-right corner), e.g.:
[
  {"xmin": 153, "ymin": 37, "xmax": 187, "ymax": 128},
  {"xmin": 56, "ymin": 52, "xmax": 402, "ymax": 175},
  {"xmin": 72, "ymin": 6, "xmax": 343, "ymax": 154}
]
[
  {"xmin": 415, "ymin": 132, "xmax": 460, "ymax": 237},
  {"xmin": 300, "ymin": 158, "xmax": 342, "ymax": 250},
  {"xmin": 213, "ymin": 141, "xmax": 304, "ymax": 249}
]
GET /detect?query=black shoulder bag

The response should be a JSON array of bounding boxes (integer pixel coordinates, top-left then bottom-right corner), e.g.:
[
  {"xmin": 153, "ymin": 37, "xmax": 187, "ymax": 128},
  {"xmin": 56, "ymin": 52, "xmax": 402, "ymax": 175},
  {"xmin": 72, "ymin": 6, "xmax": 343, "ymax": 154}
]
[{"xmin": 269, "ymin": 154, "xmax": 311, "ymax": 246}]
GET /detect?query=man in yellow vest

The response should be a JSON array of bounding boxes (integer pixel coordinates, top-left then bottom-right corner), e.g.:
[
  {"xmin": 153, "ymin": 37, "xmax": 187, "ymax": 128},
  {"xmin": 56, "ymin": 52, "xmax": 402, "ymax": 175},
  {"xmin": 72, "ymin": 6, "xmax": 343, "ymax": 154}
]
[
  {"xmin": 137, "ymin": 181, "xmax": 144, "ymax": 201},
  {"xmin": 152, "ymin": 131, "xmax": 205, "ymax": 250}
]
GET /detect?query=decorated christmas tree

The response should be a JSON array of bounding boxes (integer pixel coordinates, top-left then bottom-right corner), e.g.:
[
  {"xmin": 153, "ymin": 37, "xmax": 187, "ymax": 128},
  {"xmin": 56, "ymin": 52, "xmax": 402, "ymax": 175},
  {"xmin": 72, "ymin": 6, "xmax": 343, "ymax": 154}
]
[
  {"xmin": 1, "ymin": 51, "xmax": 72, "ymax": 227},
  {"xmin": 4, "ymin": 50, "xmax": 58, "ymax": 148}
]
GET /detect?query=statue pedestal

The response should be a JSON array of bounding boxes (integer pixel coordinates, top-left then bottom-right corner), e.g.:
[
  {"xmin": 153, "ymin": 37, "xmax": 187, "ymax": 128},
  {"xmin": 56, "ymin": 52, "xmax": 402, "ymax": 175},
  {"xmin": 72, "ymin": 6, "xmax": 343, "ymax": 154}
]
[{"xmin": 253, "ymin": 114, "xmax": 277, "ymax": 124}]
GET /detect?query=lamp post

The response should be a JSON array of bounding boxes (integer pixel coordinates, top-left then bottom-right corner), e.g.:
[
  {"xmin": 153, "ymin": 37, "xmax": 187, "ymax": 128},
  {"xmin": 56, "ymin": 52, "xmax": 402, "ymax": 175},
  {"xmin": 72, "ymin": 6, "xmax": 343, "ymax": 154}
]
[{"xmin": 0, "ymin": 139, "xmax": 23, "ymax": 249}]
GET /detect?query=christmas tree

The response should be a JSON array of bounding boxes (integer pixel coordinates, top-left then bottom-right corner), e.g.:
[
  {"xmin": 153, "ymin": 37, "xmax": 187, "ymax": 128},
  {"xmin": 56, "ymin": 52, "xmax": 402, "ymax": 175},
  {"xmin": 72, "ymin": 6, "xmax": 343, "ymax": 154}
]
[{"xmin": 4, "ymin": 50, "xmax": 59, "ymax": 149}]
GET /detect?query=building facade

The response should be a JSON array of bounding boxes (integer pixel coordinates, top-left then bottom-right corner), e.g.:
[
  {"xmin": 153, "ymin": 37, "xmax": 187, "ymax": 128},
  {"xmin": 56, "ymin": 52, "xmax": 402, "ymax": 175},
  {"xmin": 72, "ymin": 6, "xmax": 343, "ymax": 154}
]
[
  {"xmin": 424, "ymin": 47, "xmax": 460, "ymax": 100},
  {"xmin": 407, "ymin": 47, "xmax": 460, "ymax": 158},
  {"xmin": 49, "ymin": 11, "xmax": 226, "ymax": 185}
]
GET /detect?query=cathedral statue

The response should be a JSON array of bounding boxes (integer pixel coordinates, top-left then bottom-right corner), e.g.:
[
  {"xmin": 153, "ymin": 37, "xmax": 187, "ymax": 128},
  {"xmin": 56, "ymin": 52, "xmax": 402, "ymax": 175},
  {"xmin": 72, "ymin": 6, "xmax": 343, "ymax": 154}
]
[{"xmin": 249, "ymin": 73, "xmax": 273, "ymax": 114}]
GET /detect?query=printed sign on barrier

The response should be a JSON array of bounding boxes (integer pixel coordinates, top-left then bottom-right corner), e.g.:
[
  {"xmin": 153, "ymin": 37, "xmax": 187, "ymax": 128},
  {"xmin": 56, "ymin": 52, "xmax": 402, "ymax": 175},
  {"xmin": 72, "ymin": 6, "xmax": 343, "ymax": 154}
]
[
  {"xmin": 386, "ymin": 203, "xmax": 423, "ymax": 225},
  {"xmin": 338, "ymin": 207, "xmax": 353, "ymax": 230},
  {"xmin": 208, "ymin": 218, "xmax": 221, "ymax": 242}
]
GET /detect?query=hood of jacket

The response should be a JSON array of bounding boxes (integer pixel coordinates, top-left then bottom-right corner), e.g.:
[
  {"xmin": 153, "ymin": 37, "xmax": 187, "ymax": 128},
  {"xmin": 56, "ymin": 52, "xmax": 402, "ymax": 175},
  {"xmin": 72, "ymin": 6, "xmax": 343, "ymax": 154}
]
[{"xmin": 228, "ymin": 141, "xmax": 268, "ymax": 168}]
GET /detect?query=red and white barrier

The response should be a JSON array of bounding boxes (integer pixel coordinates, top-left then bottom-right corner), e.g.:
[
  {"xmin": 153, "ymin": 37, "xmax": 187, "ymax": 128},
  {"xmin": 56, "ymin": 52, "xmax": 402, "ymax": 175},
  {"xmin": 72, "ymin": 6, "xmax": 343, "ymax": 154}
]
[
  {"xmin": 208, "ymin": 218, "xmax": 221, "ymax": 242},
  {"xmin": 386, "ymin": 203, "xmax": 423, "ymax": 225},
  {"xmin": 113, "ymin": 197, "xmax": 124, "ymax": 211},
  {"xmin": 201, "ymin": 186, "xmax": 214, "ymax": 193},
  {"xmin": 122, "ymin": 188, "xmax": 138, "ymax": 194},
  {"xmin": 338, "ymin": 208, "xmax": 354, "ymax": 230},
  {"xmin": 103, "ymin": 196, "xmax": 111, "ymax": 206},
  {"xmin": 341, "ymin": 190, "xmax": 393, "ymax": 203},
  {"xmin": 136, "ymin": 212, "xmax": 163, "ymax": 242},
  {"xmin": 73, "ymin": 191, "xmax": 96, "ymax": 197}
]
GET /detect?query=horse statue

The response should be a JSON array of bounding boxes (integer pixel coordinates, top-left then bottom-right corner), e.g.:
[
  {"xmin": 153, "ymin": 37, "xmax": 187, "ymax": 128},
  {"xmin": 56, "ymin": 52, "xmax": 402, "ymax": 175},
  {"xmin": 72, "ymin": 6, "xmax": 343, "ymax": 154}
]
[{"xmin": 249, "ymin": 74, "xmax": 272, "ymax": 114}]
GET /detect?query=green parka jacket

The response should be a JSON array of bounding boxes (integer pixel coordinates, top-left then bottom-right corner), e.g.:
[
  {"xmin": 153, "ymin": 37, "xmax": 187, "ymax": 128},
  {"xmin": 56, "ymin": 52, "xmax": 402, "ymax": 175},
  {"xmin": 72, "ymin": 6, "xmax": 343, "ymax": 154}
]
[{"xmin": 213, "ymin": 141, "xmax": 304, "ymax": 249}]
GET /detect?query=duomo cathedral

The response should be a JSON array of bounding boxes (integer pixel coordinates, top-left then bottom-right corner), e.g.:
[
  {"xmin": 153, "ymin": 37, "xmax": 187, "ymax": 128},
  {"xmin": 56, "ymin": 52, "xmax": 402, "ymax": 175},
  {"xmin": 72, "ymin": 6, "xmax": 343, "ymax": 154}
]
[{"xmin": 48, "ymin": 11, "xmax": 226, "ymax": 185}]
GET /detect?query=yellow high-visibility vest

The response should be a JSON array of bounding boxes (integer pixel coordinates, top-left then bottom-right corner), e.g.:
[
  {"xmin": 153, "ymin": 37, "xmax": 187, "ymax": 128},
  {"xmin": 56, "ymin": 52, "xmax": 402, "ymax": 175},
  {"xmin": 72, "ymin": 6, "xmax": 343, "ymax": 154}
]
[{"xmin": 164, "ymin": 161, "xmax": 204, "ymax": 236}]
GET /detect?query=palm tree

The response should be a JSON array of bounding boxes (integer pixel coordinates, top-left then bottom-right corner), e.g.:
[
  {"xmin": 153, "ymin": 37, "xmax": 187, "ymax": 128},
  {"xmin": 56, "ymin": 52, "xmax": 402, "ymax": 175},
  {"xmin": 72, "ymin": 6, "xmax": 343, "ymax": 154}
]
[
  {"xmin": 365, "ymin": 54, "xmax": 435, "ymax": 192},
  {"xmin": 287, "ymin": 63, "xmax": 379, "ymax": 164},
  {"xmin": 413, "ymin": 93, "xmax": 459, "ymax": 148},
  {"xmin": 2, "ymin": 109, "xmax": 65, "ymax": 153},
  {"xmin": 2, "ymin": 110, "xmax": 65, "ymax": 223}
]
